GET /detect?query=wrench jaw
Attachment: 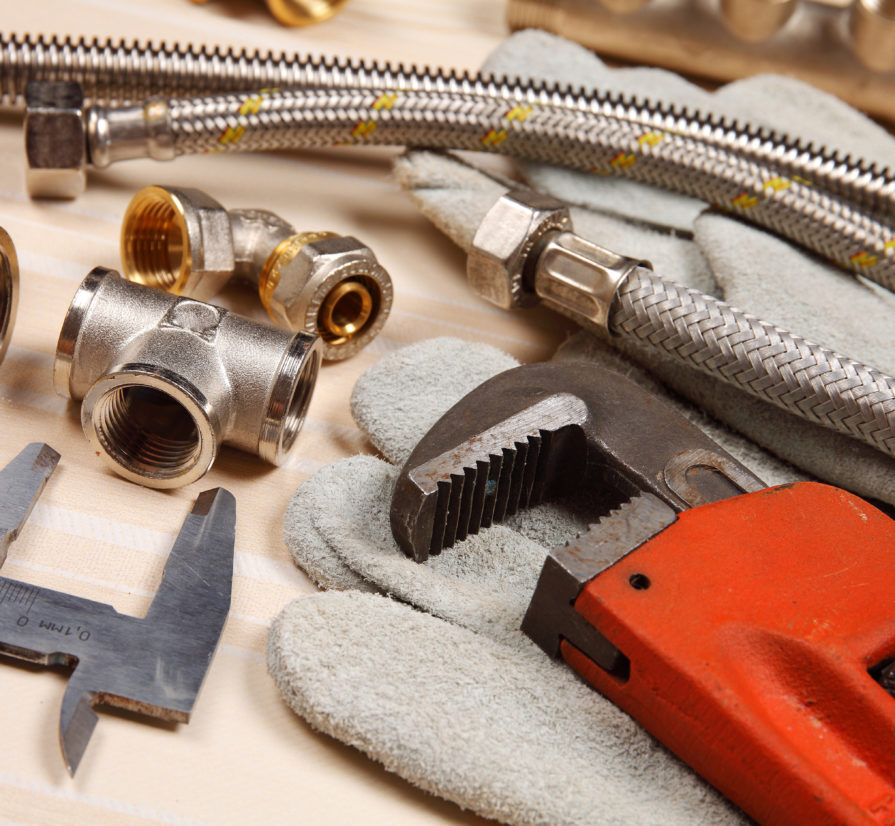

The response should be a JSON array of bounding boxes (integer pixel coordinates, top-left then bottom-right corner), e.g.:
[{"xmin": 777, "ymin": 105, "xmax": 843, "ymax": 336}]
[
  {"xmin": 521, "ymin": 493, "xmax": 676, "ymax": 671},
  {"xmin": 392, "ymin": 396, "xmax": 592, "ymax": 562},
  {"xmin": 391, "ymin": 362, "xmax": 766, "ymax": 563}
]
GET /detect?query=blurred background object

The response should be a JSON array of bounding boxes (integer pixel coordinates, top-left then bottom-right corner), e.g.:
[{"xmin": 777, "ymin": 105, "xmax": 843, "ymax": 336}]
[
  {"xmin": 190, "ymin": 0, "xmax": 350, "ymax": 26},
  {"xmin": 507, "ymin": 0, "xmax": 895, "ymax": 124}
]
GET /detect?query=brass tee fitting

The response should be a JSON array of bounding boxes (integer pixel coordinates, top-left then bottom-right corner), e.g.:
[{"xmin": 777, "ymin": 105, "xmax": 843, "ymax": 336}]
[
  {"xmin": 120, "ymin": 186, "xmax": 392, "ymax": 360},
  {"xmin": 54, "ymin": 267, "xmax": 322, "ymax": 489}
]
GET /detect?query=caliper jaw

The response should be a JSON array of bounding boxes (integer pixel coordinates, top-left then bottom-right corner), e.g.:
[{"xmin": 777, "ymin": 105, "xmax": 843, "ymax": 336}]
[{"xmin": 0, "ymin": 443, "xmax": 235, "ymax": 775}]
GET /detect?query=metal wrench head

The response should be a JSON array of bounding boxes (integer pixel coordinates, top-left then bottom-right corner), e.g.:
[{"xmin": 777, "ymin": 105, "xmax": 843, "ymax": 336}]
[{"xmin": 390, "ymin": 362, "xmax": 765, "ymax": 562}]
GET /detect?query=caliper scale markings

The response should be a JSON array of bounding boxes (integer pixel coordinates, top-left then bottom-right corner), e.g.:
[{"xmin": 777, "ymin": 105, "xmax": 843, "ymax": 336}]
[{"xmin": 0, "ymin": 442, "xmax": 236, "ymax": 775}]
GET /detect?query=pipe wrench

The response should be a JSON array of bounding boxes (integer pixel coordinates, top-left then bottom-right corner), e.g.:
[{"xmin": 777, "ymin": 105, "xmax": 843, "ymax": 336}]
[{"xmin": 390, "ymin": 361, "xmax": 895, "ymax": 825}]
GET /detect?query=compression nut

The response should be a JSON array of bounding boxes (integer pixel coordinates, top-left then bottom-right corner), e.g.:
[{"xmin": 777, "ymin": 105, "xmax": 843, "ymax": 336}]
[
  {"xmin": 121, "ymin": 185, "xmax": 392, "ymax": 360},
  {"xmin": 54, "ymin": 267, "xmax": 322, "ymax": 489}
]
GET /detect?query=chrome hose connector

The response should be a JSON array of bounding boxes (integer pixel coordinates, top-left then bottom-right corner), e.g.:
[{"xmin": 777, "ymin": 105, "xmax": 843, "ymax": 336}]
[
  {"xmin": 120, "ymin": 185, "xmax": 393, "ymax": 360},
  {"xmin": 54, "ymin": 268, "xmax": 321, "ymax": 488}
]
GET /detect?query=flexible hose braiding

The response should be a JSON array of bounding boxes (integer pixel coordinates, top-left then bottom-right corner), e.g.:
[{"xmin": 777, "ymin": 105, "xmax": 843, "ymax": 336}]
[
  {"xmin": 157, "ymin": 88, "xmax": 895, "ymax": 291},
  {"xmin": 1, "ymin": 32, "xmax": 892, "ymax": 216},
  {"xmin": 612, "ymin": 268, "xmax": 895, "ymax": 458}
]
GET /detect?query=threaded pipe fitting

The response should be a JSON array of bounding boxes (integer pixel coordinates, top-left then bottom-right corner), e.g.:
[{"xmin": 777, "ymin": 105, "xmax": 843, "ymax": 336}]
[
  {"xmin": 54, "ymin": 267, "xmax": 321, "ymax": 489},
  {"xmin": 121, "ymin": 185, "xmax": 392, "ymax": 360}
]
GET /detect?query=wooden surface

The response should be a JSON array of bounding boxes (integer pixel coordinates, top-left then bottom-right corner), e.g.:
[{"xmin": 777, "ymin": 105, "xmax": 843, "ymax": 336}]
[{"xmin": 0, "ymin": 2, "xmax": 568, "ymax": 823}]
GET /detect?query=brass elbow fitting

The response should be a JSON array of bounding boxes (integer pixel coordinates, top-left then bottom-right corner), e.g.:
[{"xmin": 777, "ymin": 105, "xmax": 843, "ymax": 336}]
[
  {"xmin": 54, "ymin": 267, "xmax": 322, "ymax": 489},
  {"xmin": 120, "ymin": 186, "xmax": 392, "ymax": 360}
]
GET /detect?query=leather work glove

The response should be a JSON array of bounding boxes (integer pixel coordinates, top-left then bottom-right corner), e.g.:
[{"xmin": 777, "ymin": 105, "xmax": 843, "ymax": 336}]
[
  {"xmin": 268, "ymin": 30, "xmax": 895, "ymax": 826},
  {"xmin": 268, "ymin": 337, "xmax": 800, "ymax": 826},
  {"xmin": 393, "ymin": 29, "xmax": 895, "ymax": 508}
]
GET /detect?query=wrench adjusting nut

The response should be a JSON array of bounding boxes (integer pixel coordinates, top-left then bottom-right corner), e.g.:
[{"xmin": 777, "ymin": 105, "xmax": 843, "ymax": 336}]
[{"xmin": 54, "ymin": 267, "xmax": 322, "ymax": 488}]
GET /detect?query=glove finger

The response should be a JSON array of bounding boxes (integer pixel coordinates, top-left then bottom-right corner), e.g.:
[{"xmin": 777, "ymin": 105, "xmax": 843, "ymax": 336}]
[
  {"xmin": 269, "ymin": 591, "xmax": 747, "ymax": 826},
  {"xmin": 283, "ymin": 478, "xmax": 380, "ymax": 593},
  {"xmin": 351, "ymin": 336, "xmax": 519, "ymax": 466},
  {"xmin": 287, "ymin": 454, "xmax": 546, "ymax": 646}
]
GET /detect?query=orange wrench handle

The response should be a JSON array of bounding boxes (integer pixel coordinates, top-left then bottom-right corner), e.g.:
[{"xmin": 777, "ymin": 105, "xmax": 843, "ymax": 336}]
[{"xmin": 564, "ymin": 483, "xmax": 895, "ymax": 826}]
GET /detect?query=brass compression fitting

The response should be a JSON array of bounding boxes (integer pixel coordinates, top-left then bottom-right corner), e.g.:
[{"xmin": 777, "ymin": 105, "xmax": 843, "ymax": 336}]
[{"xmin": 120, "ymin": 186, "xmax": 393, "ymax": 360}]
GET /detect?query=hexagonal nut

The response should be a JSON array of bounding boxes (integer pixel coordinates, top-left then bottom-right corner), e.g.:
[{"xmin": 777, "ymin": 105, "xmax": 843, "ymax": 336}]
[
  {"xmin": 120, "ymin": 185, "xmax": 236, "ymax": 301},
  {"xmin": 467, "ymin": 189, "xmax": 571, "ymax": 310},
  {"xmin": 264, "ymin": 233, "xmax": 393, "ymax": 360},
  {"xmin": 24, "ymin": 81, "xmax": 87, "ymax": 200}
]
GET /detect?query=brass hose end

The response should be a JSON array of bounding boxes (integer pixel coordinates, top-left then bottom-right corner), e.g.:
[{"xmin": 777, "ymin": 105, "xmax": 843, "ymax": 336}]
[
  {"xmin": 0, "ymin": 227, "xmax": 18, "ymax": 369},
  {"xmin": 121, "ymin": 185, "xmax": 234, "ymax": 301},
  {"xmin": 264, "ymin": 0, "xmax": 350, "ymax": 25},
  {"xmin": 259, "ymin": 231, "xmax": 393, "ymax": 361}
]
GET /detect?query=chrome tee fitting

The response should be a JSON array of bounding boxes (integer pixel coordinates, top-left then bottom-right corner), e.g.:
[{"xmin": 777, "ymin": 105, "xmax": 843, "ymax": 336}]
[
  {"xmin": 54, "ymin": 268, "xmax": 322, "ymax": 489},
  {"xmin": 120, "ymin": 185, "xmax": 393, "ymax": 360}
]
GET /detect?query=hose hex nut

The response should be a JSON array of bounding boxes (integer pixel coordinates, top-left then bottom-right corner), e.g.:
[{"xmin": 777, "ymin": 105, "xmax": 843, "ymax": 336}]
[
  {"xmin": 24, "ymin": 81, "xmax": 87, "ymax": 200},
  {"xmin": 467, "ymin": 189, "xmax": 571, "ymax": 310},
  {"xmin": 54, "ymin": 268, "xmax": 322, "ymax": 489}
]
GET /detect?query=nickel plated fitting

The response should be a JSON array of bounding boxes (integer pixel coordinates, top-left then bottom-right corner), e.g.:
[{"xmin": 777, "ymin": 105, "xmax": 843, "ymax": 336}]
[
  {"xmin": 24, "ymin": 81, "xmax": 88, "ymax": 200},
  {"xmin": 120, "ymin": 185, "xmax": 393, "ymax": 360},
  {"xmin": 0, "ymin": 228, "xmax": 18, "ymax": 367},
  {"xmin": 54, "ymin": 267, "xmax": 322, "ymax": 489}
]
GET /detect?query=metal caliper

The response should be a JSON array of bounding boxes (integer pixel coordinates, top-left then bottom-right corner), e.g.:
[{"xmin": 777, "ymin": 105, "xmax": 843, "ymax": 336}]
[{"xmin": 0, "ymin": 442, "xmax": 235, "ymax": 775}]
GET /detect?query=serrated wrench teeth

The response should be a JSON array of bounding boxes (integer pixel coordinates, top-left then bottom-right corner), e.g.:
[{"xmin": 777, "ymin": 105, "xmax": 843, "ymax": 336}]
[
  {"xmin": 390, "ymin": 362, "xmax": 767, "ymax": 563},
  {"xmin": 392, "ymin": 394, "xmax": 586, "ymax": 562}
]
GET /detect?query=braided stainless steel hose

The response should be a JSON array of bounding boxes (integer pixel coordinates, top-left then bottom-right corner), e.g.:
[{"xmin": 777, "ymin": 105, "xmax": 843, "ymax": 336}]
[
  {"xmin": 612, "ymin": 270, "xmax": 895, "ymax": 457},
  {"xmin": 2, "ymin": 32, "xmax": 892, "ymax": 218},
  {"xmin": 83, "ymin": 87, "xmax": 895, "ymax": 291},
  {"xmin": 471, "ymin": 190, "xmax": 895, "ymax": 461}
]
